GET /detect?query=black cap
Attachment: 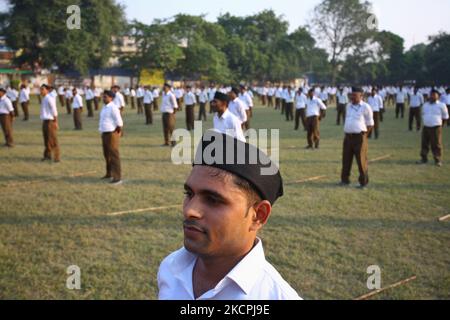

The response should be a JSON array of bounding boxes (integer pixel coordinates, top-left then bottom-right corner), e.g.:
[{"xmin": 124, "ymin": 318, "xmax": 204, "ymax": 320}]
[
  {"xmin": 352, "ymin": 87, "xmax": 364, "ymax": 93},
  {"xmin": 104, "ymin": 90, "xmax": 116, "ymax": 99},
  {"xmin": 194, "ymin": 131, "xmax": 284, "ymax": 205},
  {"xmin": 231, "ymin": 87, "xmax": 240, "ymax": 95},
  {"xmin": 164, "ymin": 83, "xmax": 172, "ymax": 88},
  {"xmin": 0, "ymin": 88, "xmax": 6, "ymax": 93},
  {"xmin": 214, "ymin": 91, "xmax": 229, "ymax": 103}
]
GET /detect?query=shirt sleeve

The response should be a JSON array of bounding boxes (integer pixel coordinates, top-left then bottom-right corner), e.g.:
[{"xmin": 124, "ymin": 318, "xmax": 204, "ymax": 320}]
[
  {"xmin": 49, "ymin": 97, "xmax": 58, "ymax": 117},
  {"xmin": 364, "ymin": 105, "xmax": 375, "ymax": 126},
  {"xmin": 171, "ymin": 94, "xmax": 179, "ymax": 109},
  {"xmin": 442, "ymin": 104, "xmax": 450, "ymax": 120},
  {"xmin": 112, "ymin": 107, "xmax": 124, "ymax": 128},
  {"xmin": 319, "ymin": 99, "xmax": 327, "ymax": 110}
]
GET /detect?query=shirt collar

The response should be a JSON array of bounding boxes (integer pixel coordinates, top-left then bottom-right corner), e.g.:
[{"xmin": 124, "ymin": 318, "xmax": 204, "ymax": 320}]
[{"xmin": 224, "ymin": 239, "xmax": 266, "ymax": 295}]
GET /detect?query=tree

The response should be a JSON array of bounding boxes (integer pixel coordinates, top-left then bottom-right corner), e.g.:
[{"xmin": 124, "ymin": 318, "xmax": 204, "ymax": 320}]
[
  {"xmin": 309, "ymin": 0, "xmax": 374, "ymax": 84},
  {"xmin": 2, "ymin": 0, "xmax": 126, "ymax": 74},
  {"xmin": 424, "ymin": 33, "xmax": 450, "ymax": 85}
]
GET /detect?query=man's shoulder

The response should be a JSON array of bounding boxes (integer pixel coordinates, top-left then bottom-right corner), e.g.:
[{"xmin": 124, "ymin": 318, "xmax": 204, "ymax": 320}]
[
  {"xmin": 257, "ymin": 260, "xmax": 302, "ymax": 300},
  {"xmin": 159, "ymin": 247, "xmax": 194, "ymax": 275}
]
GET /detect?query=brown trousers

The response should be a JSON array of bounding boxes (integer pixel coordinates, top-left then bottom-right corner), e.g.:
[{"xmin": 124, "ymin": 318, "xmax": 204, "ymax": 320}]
[
  {"xmin": 102, "ymin": 132, "xmax": 121, "ymax": 180},
  {"xmin": 285, "ymin": 102, "xmax": 294, "ymax": 121},
  {"xmin": 0, "ymin": 114, "xmax": 14, "ymax": 146},
  {"xmin": 42, "ymin": 120, "xmax": 60, "ymax": 161},
  {"xmin": 185, "ymin": 104, "xmax": 195, "ymax": 131},
  {"xmin": 341, "ymin": 133, "xmax": 369, "ymax": 186},
  {"xmin": 162, "ymin": 113, "xmax": 176, "ymax": 145},
  {"xmin": 86, "ymin": 99, "xmax": 94, "ymax": 117},
  {"xmin": 368, "ymin": 112, "xmax": 380, "ymax": 139},
  {"xmin": 21, "ymin": 101, "xmax": 30, "ymax": 121},
  {"xmin": 275, "ymin": 98, "xmax": 281, "ymax": 110},
  {"xmin": 198, "ymin": 102, "xmax": 207, "ymax": 121},
  {"xmin": 144, "ymin": 103, "xmax": 153, "ymax": 125},
  {"xmin": 153, "ymin": 98, "xmax": 159, "ymax": 111},
  {"xmin": 244, "ymin": 110, "xmax": 251, "ymax": 130},
  {"xmin": 65, "ymin": 99, "xmax": 72, "ymax": 114},
  {"xmin": 94, "ymin": 97, "xmax": 99, "ymax": 111},
  {"xmin": 58, "ymin": 95, "xmax": 65, "ymax": 108},
  {"xmin": 409, "ymin": 107, "xmax": 421, "ymax": 131},
  {"xmin": 12, "ymin": 101, "xmax": 19, "ymax": 117},
  {"xmin": 295, "ymin": 109, "xmax": 306, "ymax": 131},
  {"xmin": 268, "ymin": 96, "xmax": 274, "ymax": 107},
  {"xmin": 337, "ymin": 104, "xmax": 346, "ymax": 125},
  {"xmin": 306, "ymin": 116, "xmax": 320, "ymax": 148},
  {"xmin": 421, "ymin": 126, "xmax": 443, "ymax": 163},
  {"xmin": 396, "ymin": 103, "xmax": 405, "ymax": 119},
  {"xmin": 130, "ymin": 97, "xmax": 135, "ymax": 109},
  {"xmin": 137, "ymin": 98, "xmax": 144, "ymax": 114},
  {"xmin": 73, "ymin": 108, "xmax": 82, "ymax": 130}
]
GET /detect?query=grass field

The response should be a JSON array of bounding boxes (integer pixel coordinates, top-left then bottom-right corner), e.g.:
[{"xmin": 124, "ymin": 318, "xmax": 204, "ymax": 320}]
[{"xmin": 0, "ymin": 96, "xmax": 449, "ymax": 300}]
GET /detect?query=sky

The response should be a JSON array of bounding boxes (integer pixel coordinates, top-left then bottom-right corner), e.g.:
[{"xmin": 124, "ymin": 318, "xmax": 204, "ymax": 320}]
[
  {"xmin": 0, "ymin": 0, "xmax": 449, "ymax": 50},
  {"xmin": 119, "ymin": 0, "xmax": 450, "ymax": 50}
]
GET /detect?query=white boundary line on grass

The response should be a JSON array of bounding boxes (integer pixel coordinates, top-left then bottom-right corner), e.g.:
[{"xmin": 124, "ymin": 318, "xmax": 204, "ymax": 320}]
[
  {"xmin": 369, "ymin": 154, "xmax": 392, "ymax": 163},
  {"xmin": 3, "ymin": 171, "xmax": 98, "ymax": 188},
  {"xmin": 438, "ymin": 214, "xmax": 450, "ymax": 222},
  {"xmin": 106, "ymin": 205, "xmax": 182, "ymax": 217}
]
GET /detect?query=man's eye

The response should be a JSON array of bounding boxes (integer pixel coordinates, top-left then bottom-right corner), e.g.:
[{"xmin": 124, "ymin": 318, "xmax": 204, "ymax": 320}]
[
  {"xmin": 184, "ymin": 191, "xmax": 193, "ymax": 199},
  {"xmin": 206, "ymin": 196, "xmax": 222, "ymax": 205}
]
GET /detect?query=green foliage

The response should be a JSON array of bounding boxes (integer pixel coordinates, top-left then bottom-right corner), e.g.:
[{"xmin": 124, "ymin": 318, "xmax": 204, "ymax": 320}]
[{"xmin": 3, "ymin": 0, "xmax": 126, "ymax": 74}]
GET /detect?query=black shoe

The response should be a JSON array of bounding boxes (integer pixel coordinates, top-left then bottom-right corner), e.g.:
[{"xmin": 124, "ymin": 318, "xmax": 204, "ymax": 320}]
[
  {"xmin": 416, "ymin": 160, "xmax": 427, "ymax": 165},
  {"xmin": 101, "ymin": 175, "xmax": 112, "ymax": 180},
  {"xmin": 436, "ymin": 162, "xmax": 443, "ymax": 167},
  {"xmin": 41, "ymin": 158, "xmax": 51, "ymax": 162},
  {"xmin": 305, "ymin": 146, "xmax": 313, "ymax": 150},
  {"xmin": 356, "ymin": 185, "xmax": 367, "ymax": 190},
  {"xmin": 338, "ymin": 182, "xmax": 350, "ymax": 187},
  {"xmin": 110, "ymin": 180, "xmax": 123, "ymax": 186}
]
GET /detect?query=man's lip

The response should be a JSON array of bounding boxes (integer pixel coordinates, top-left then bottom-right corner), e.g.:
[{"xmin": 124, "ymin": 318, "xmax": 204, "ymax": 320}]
[{"xmin": 184, "ymin": 225, "xmax": 206, "ymax": 234}]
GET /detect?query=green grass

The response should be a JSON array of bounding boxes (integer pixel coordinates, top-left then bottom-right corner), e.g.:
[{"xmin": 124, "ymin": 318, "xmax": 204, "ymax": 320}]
[{"xmin": 0, "ymin": 97, "xmax": 449, "ymax": 300}]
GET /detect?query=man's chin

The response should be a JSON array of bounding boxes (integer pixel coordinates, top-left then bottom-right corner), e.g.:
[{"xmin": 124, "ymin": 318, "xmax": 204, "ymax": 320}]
[{"xmin": 184, "ymin": 239, "xmax": 207, "ymax": 255}]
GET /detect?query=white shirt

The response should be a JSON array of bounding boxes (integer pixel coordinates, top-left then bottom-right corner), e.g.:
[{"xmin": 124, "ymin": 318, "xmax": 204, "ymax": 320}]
[
  {"xmin": 152, "ymin": 88, "xmax": 160, "ymax": 98},
  {"xmin": 367, "ymin": 94, "xmax": 384, "ymax": 112},
  {"xmin": 136, "ymin": 87, "xmax": 145, "ymax": 98},
  {"xmin": 94, "ymin": 88, "xmax": 103, "ymax": 97},
  {"xmin": 72, "ymin": 94, "xmax": 83, "ymax": 109},
  {"xmin": 228, "ymin": 98, "xmax": 248, "ymax": 124},
  {"xmin": 114, "ymin": 91, "xmax": 125, "ymax": 109},
  {"xmin": 58, "ymin": 86, "xmax": 65, "ymax": 95},
  {"xmin": 143, "ymin": 90, "xmax": 154, "ymax": 104},
  {"xmin": 198, "ymin": 90, "xmax": 208, "ymax": 104},
  {"xmin": 161, "ymin": 91, "xmax": 179, "ymax": 114},
  {"xmin": 0, "ymin": 95, "xmax": 14, "ymax": 115},
  {"xmin": 85, "ymin": 89, "xmax": 95, "ymax": 101},
  {"xmin": 409, "ymin": 93, "xmax": 424, "ymax": 108},
  {"xmin": 344, "ymin": 102, "xmax": 374, "ymax": 134},
  {"xmin": 337, "ymin": 92, "xmax": 349, "ymax": 105},
  {"xmin": 445, "ymin": 93, "xmax": 450, "ymax": 105},
  {"xmin": 213, "ymin": 109, "xmax": 246, "ymax": 142},
  {"xmin": 40, "ymin": 94, "xmax": 58, "ymax": 121},
  {"xmin": 305, "ymin": 97, "xmax": 327, "ymax": 118},
  {"xmin": 422, "ymin": 101, "xmax": 449, "ymax": 127},
  {"xmin": 319, "ymin": 92, "xmax": 328, "ymax": 102},
  {"xmin": 184, "ymin": 91, "xmax": 197, "ymax": 105},
  {"xmin": 208, "ymin": 88, "xmax": 217, "ymax": 102},
  {"xmin": 123, "ymin": 88, "xmax": 130, "ymax": 96},
  {"xmin": 239, "ymin": 92, "xmax": 253, "ymax": 110},
  {"xmin": 285, "ymin": 90, "xmax": 295, "ymax": 103},
  {"xmin": 19, "ymin": 88, "xmax": 30, "ymax": 103},
  {"xmin": 65, "ymin": 90, "xmax": 73, "ymax": 99},
  {"xmin": 296, "ymin": 93, "xmax": 307, "ymax": 109},
  {"xmin": 396, "ymin": 90, "xmax": 407, "ymax": 103},
  {"xmin": 7, "ymin": 89, "xmax": 18, "ymax": 102},
  {"xmin": 158, "ymin": 239, "xmax": 301, "ymax": 300},
  {"xmin": 99, "ymin": 101, "xmax": 123, "ymax": 133}
]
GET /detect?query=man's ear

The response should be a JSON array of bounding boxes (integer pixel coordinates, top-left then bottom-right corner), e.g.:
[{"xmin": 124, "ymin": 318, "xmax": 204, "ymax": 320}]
[{"xmin": 249, "ymin": 200, "xmax": 272, "ymax": 232}]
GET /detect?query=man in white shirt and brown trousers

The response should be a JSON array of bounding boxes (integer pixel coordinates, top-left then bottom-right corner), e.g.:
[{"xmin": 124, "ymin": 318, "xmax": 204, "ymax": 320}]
[
  {"xmin": 184, "ymin": 85, "xmax": 197, "ymax": 131},
  {"xmin": 305, "ymin": 88, "xmax": 327, "ymax": 149},
  {"xmin": 367, "ymin": 88, "xmax": 383, "ymax": 139},
  {"xmin": 72, "ymin": 88, "xmax": 83, "ymax": 130},
  {"xmin": 160, "ymin": 83, "xmax": 179, "ymax": 147},
  {"xmin": 0, "ymin": 88, "xmax": 15, "ymax": 148},
  {"xmin": 212, "ymin": 91, "xmax": 246, "ymax": 142},
  {"xmin": 40, "ymin": 85, "xmax": 60, "ymax": 162},
  {"xmin": 340, "ymin": 87, "xmax": 374, "ymax": 189},
  {"xmin": 409, "ymin": 87, "xmax": 424, "ymax": 132},
  {"xmin": 158, "ymin": 131, "xmax": 301, "ymax": 300},
  {"xmin": 19, "ymin": 84, "xmax": 30, "ymax": 121},
  {"xmin": 99, "ymin": 90, "xmax": 124, "ymax": 185},
  {"xmin": 417, "ymin": 89, "xmax": 449, "ymax": 167}
]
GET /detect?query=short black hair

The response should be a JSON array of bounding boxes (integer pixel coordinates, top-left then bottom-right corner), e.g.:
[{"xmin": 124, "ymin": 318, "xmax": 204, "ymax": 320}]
[
  {"xmin": 41, "ymin": 84, "xmax": 51, "ymax": 90},
  {"xmin": 103, "ymin": 90, "xmax": 116, "ymax": 99}
]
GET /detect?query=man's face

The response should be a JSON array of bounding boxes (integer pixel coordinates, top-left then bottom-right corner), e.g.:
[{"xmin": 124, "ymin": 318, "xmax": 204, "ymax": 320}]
[
  {"xmin": 0, "ymin": 91, "xmax": 5, "ymax": 98},
  {"xmin": 40, "ymin": 87, "xmax": 48, "ymax": 96},
  {"xmin": 213, "ymin": 99, "xmax": 225, "ymax": 113},
  {"xmin": 351, "ymin": 92, "xmax": 362, "ymax": 104},
  {"xmin": 183, "ymin": 166, "xmax": 255, "ymax": 257},
  {"xmin": 430, "ymin": 92, "xmax": 438, "ymax": 103},
  {"xmin": 103, "ymin": 94, "xmax": 112, "ymax": 105}
]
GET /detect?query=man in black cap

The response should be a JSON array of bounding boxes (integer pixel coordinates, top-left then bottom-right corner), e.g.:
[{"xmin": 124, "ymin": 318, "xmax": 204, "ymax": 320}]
[
  {"xmin": 0, "ymin": 88, "xmax": 15, "ymax": 147},
  {"xmin": 160, "ymin": 83, "xmax": 179, "ymax": 147},
  {"xmin": 340, "ymin": 87, "xmax": 374, "ymax": 189},
  {"xmin": 158, "ymin": 131, "xmax": 301, "ymax": 300},
  {"xmin": 212, "ymin": 91, "xmax": 245, "ymax": 142}
]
